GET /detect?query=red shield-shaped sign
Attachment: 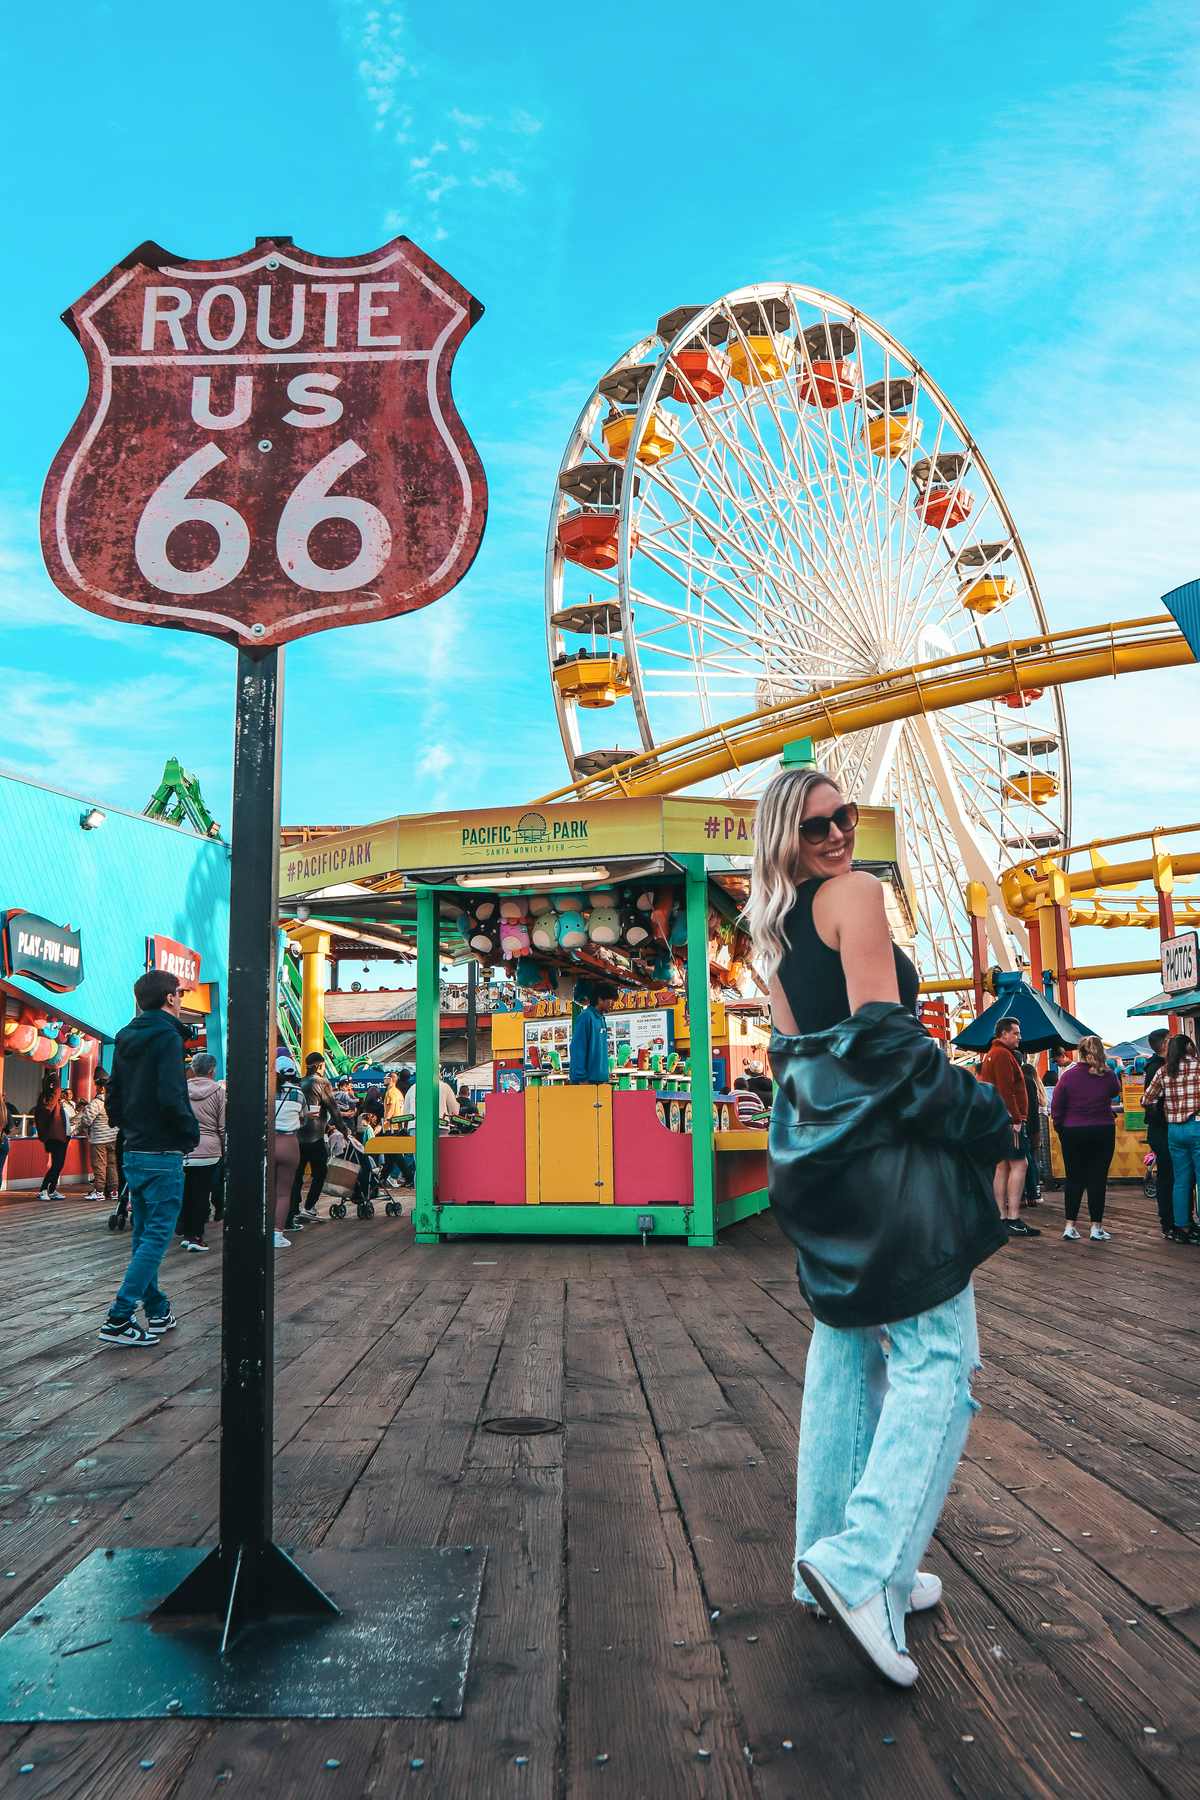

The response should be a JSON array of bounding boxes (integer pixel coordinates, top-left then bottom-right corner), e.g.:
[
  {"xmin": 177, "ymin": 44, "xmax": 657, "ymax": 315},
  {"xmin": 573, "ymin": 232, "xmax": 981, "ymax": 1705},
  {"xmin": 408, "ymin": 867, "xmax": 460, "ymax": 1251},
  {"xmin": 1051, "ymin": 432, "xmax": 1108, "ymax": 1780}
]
[{"xmin": 40, "ymin": 236, "xmax": 487, "ymax": 647}]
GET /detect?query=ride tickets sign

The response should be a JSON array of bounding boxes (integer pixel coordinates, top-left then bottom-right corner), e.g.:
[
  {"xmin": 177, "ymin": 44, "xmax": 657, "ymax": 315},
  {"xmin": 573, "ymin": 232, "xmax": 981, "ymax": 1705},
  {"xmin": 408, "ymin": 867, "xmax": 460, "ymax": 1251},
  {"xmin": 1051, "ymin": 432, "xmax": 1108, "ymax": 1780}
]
[
  {"xmin": 1, "ymin": 910, "xmax": 84, "ymax": 993},
  {"xmin": 146, "ymin": 934, "xmax": 202, "ymax": 988},
  {"xmin": 40, "ymin": 236, "xmax": 487, "ymax": 647}
]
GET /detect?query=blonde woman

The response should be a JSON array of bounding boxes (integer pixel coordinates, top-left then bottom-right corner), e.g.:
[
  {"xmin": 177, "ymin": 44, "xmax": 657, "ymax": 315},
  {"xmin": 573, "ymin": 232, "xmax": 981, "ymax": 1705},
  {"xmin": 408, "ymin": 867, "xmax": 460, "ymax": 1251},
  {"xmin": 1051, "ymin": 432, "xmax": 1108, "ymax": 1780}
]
[
  {"xmin": 746, "ymin": 764, "xmax": 1011, "ymax": 1688},
  {"xmin": 1048, "ymin": 1036, "xmax": 1121, "ymax": 1241}
]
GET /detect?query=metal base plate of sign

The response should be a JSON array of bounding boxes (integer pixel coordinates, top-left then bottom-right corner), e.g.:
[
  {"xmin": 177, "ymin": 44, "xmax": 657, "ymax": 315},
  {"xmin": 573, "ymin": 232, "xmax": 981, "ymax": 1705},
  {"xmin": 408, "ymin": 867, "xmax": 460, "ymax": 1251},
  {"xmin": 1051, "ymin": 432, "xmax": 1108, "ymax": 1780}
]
[{"xmin": 0, "ymin": 1546, "xmax": 486, "ymax": 1721}]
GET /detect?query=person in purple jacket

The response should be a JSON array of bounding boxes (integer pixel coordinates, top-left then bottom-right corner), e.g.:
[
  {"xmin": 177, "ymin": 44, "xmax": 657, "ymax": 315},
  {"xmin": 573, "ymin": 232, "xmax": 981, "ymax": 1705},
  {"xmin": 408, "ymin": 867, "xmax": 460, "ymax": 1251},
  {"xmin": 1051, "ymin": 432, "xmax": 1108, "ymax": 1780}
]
[{"xmin": 1049, "ymin": 1036, "xmax": 1122, "ymax": 1242}]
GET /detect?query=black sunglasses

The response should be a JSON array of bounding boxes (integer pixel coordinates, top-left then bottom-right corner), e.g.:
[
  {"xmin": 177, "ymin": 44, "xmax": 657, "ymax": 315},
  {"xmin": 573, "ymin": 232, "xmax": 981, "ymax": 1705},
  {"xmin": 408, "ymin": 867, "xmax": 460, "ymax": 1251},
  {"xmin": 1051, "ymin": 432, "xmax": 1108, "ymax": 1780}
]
[{"xmin": 799, "ymin": 801, "xmax": 859, "ymax": 845}]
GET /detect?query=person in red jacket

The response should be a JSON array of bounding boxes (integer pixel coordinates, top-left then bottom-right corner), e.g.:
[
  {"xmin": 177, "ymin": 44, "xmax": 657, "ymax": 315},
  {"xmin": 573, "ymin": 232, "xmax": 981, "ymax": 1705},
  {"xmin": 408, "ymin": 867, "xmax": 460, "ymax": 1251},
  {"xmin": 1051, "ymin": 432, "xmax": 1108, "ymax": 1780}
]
[{"xmin": 977, "ymin": 1018, "xmax": 1041, "ymax": 1239}]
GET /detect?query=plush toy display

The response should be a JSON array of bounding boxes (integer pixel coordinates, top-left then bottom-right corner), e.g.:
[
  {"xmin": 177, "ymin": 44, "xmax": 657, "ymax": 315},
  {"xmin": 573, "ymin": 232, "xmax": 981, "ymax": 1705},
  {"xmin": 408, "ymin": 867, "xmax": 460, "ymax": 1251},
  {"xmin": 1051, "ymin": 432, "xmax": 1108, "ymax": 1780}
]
[
  {"xmin": 515, "ymin": 955, "xmax": 552, "ymax": 991},
  {"xmin": 555, "ymin": 905, "xmax": 588, "ymax": 951},
  {"xmin": 498, "ymin": 896, "xmax": 527, "ymax": 922},
  {"xmin": 499, "ymin": 918, "xmax": 531, "ymax": 960},
  {"xmin": 466, "ymin": 907, "xmax": 500, "ymax": 957},
  {"xmin": 650, "ymin": 886, "xmax": 675, "ymax": 944},
  {"xmin": 527, "ymin": 894, "xmax": 553, "ymax": 917},
  {"xmin": 649, "ymin": 948, "xmax": 676, "ymax": 984},
  {"xmin": 669, "ymin": 906, "xmax": 688, "ymax": 947},
  {"xmin": 587, "ymin": 895, "xmax": 621, "ymax": 944},
  {"xmin": 622, "ymin": 903, "xmax": 651, "ymax": 947},
  {"xmin": 530, "ymin": 907, "xmax": 558, "ymax": 953}
]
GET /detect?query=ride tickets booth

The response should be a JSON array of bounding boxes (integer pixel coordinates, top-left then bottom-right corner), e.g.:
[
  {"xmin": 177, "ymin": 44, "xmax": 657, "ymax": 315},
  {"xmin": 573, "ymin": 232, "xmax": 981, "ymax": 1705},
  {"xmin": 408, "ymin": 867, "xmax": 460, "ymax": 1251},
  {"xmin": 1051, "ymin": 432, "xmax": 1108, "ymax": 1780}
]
[{"xmin": 280, "ymin": 794, "xmax": 909, "ymax": 1246}]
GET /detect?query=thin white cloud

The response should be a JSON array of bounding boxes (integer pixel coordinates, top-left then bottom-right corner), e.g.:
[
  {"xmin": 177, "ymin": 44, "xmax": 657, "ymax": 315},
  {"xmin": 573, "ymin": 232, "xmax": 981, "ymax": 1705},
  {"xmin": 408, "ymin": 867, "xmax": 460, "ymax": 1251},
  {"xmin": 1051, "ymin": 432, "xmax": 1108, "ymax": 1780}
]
[
  {"xmin": 336, "ymin": 1, "xmax": 545, "ymax": 241},
  {"xmin": 0, "ymin": 496, "xmax": 138, "ymax": 641},
  {"xmin": 0, "ymin": 664, "xmax": 219, "ymax": 798}
]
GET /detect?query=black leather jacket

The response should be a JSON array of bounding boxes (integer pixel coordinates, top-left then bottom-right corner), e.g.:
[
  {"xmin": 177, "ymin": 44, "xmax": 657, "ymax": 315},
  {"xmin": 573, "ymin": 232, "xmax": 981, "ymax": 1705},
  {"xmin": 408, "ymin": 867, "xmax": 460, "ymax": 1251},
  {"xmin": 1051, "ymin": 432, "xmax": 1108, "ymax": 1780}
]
[{"xmin": 769, "ymin": 1002, "xmax": 1011, "ymax": 1328}]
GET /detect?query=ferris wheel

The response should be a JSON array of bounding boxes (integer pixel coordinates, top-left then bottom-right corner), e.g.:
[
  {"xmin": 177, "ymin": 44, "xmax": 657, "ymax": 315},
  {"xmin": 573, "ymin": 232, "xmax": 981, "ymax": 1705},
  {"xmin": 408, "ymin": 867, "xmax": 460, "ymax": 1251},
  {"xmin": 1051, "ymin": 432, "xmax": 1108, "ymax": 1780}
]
[{"xmin": 545, "ymin": 283, "xmax": 1070, "ymax": 981}]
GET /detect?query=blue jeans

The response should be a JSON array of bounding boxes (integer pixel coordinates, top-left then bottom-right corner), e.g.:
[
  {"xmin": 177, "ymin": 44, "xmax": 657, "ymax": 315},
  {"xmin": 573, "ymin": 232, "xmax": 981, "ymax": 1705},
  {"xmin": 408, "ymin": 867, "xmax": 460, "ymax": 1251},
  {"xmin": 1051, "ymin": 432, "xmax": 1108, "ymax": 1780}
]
[
  {"xmin": 1167, "ymin": 1119, "xmax": 1200, "ymax": 1229},
  {"xmin": 110, "ymin": 1151, "xmax": 184, "ymax": 1322},
  {"xmin": 793, "ymin": 1284, "xmax": 981, "ymax": 1653}
]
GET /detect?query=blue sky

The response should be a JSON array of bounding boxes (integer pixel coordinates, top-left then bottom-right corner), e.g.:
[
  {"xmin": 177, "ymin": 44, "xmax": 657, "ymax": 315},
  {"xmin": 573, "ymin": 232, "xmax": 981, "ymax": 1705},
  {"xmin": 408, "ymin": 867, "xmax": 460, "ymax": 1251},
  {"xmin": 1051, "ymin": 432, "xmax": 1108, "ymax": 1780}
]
[{"xmin": 4, "ymin": 0, "xmax": 1199, "ymax": 1034}]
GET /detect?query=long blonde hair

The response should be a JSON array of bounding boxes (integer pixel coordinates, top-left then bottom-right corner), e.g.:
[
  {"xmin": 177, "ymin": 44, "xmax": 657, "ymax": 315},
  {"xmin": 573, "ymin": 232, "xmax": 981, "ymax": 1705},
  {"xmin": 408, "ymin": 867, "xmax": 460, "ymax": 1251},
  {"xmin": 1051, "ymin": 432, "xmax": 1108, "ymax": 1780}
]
[
  {"xmin": 744, "ymin": 765, "xmax": 842, "ymax": 978},
  {"xmin": 1075, "ymin": 1034, "xmax": 1108, "ymax": 1076}
]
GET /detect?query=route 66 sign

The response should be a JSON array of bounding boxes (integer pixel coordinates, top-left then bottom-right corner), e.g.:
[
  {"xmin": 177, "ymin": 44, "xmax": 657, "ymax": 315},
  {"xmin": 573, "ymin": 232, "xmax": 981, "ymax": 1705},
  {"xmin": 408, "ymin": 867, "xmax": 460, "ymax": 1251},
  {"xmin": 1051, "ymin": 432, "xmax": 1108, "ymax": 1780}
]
[{"xmin": 40, "ymin": 236, "xmax": 487, "ymax": 647}]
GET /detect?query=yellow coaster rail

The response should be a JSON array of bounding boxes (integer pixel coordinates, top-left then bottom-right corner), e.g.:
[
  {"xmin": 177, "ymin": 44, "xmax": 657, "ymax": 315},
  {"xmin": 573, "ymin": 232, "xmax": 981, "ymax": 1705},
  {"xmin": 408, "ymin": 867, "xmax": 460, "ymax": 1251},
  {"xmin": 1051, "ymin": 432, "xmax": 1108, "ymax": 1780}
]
[{"xmin": 536, "ymin": 615, "xmax": 1192, "ymax": 805}]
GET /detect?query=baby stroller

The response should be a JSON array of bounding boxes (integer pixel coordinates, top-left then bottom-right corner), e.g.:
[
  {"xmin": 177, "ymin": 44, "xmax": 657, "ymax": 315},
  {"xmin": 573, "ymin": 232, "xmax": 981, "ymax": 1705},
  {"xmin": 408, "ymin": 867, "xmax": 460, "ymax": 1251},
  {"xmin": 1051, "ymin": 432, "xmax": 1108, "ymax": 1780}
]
[{"xmin": 326, "ymin": 1137, "xmax": 386, "ymax": 1220}]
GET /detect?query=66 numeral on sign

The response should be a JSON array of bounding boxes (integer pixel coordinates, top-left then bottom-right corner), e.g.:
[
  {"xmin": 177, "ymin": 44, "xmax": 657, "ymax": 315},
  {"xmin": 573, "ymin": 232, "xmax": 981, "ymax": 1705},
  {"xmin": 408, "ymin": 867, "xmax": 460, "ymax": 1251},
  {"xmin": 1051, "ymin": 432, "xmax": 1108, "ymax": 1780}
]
[{"xmin": 133, "ymin": 440, "xmax": 393, "ymax": 596}]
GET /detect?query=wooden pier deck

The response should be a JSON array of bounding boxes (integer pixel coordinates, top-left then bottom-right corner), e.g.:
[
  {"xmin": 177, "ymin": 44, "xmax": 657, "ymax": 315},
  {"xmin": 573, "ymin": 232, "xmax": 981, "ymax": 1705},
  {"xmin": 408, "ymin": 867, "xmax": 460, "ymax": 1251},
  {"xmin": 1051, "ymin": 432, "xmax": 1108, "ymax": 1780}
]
[{"xmin": 1, "ymin": 1186, "xmax": 1198, "ymax": 1797}]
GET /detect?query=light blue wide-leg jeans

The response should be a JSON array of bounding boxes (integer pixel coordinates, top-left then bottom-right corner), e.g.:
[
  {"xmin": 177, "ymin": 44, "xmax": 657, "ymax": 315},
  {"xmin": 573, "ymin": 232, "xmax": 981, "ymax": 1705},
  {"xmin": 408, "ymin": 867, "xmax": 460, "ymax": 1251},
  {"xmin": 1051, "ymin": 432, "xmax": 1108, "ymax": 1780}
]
[{"xmin": 793, "ymin": 1283, "xmax": 981, "ymax": 1653}]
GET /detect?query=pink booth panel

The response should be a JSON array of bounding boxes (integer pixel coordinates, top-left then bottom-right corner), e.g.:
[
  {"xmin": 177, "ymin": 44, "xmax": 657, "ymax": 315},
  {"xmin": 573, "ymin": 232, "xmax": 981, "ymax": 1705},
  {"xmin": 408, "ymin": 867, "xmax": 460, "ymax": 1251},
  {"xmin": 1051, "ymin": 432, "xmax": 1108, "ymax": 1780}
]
[
  {"xmin": 438, "ymin": 1092, "xmax": 526, "ymax": 1206},
  {"xmin": 613, "ymin": 1090, "xmax": 693, "ymax": 1206}
]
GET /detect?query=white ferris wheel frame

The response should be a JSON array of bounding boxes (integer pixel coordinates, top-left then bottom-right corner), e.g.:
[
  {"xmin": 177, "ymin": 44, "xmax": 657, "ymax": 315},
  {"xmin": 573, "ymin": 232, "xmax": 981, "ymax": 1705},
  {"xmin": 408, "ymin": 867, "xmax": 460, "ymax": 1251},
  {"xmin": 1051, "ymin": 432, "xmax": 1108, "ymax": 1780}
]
[{"xmin": 545, "ymin": 282, "xmax": 1071, "ymax": 980}]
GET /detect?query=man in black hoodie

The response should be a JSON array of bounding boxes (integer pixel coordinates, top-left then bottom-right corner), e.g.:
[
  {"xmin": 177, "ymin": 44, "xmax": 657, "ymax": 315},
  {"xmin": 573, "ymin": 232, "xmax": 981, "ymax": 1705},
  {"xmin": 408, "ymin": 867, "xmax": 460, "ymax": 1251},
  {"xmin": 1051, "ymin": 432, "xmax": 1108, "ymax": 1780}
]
[{"xmin": 98, "ymin": 970, "xmax": 199, "ymax": 1347}]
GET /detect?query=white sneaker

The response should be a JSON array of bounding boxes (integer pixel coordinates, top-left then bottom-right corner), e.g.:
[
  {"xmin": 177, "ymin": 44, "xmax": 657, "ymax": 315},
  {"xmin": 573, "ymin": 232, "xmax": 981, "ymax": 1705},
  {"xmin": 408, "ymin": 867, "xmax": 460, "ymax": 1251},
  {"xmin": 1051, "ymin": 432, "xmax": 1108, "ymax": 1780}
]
[
  {"xmin": 1063, "ymin": 1223, "xmax": 1081, "ymax": 1240},
  {"xmin": 1089, "ymin": 1225, "xmax": 1111, "ymax": 1242},
  {"xmin": 908, "ymin": 1569, "xmax": 943, "ymax": 1612},
  {"xmin": 273, "ymin": 1230, "xmax": 291, "ymax": 1248},
  {"xmin": 813, "ymin": 1568, "xmax": 941, "ymax": 1616},
  {"xmin": 83, "ymin": 1189, "xmax": 103, "ymax": 1202},
  {"xmin": 797, "ymin": 1562, "xmax": 919, "ymax": 1687}
]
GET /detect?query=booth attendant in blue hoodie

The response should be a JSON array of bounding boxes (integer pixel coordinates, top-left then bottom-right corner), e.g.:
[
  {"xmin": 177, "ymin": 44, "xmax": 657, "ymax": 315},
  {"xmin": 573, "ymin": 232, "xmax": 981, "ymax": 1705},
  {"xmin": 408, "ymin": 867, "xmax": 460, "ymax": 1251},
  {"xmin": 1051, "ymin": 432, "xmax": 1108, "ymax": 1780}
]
[
  {"xmin": 569, "ymin": 981, "xmax": 613, "ymax": 1084},
  {"xmin": 99, "ymin": 969, "xmax": 199, "ymax": 1347}
]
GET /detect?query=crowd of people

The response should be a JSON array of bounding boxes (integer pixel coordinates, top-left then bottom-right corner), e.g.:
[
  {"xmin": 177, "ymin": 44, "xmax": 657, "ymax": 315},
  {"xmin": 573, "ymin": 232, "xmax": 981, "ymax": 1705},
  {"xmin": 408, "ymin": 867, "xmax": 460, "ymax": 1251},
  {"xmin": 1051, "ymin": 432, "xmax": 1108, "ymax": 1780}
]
[
  {"xmin": 63, "ymin": 965, "xmax": 481, "ymax": 1346},
  {"xmin": 971, "ymin": 1017, "xmax": 1199, "ymax": 1246}
]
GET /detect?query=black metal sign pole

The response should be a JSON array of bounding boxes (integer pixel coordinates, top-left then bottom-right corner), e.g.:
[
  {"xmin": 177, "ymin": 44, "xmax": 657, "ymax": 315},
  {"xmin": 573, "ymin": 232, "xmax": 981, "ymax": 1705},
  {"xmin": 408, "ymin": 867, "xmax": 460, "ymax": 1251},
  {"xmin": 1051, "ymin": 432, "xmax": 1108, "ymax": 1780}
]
[{"xmin": 158, "ymin": 647, "xmax": 337, "ymax": 1651}]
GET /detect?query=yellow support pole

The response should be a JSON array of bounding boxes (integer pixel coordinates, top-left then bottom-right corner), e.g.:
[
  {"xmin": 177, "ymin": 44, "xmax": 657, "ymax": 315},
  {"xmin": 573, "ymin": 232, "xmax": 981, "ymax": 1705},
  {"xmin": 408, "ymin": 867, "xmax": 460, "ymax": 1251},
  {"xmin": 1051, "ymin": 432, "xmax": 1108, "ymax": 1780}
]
[
  {"xmin": 297, "ymin": 929, "xmax": 331, "ymax": 1064},
  {"xmin": 1065, "ymin": 959, "xmax": 1161, "ymax": 981}
]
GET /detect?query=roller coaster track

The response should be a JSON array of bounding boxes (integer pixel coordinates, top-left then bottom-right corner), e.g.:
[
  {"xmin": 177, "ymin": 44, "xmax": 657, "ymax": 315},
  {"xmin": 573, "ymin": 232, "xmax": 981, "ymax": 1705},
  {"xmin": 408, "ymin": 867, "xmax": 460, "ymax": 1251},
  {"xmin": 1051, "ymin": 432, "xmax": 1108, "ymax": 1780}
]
[{"xmin": 536, "ymin": 616, "xmax": 1193, "ymax": 804}]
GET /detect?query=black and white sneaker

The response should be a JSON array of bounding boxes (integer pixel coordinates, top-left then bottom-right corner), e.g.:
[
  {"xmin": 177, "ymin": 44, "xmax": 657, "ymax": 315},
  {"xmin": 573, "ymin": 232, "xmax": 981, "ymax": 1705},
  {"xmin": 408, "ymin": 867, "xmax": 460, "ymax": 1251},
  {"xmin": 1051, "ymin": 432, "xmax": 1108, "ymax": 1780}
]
[
  {"xmin": 98, "ymin": 1316, "xmax": 159, "ymax": 1348},
  {"xmin": 145, "ymin": 1310, "xmax": 178, "ymax": 1333}
]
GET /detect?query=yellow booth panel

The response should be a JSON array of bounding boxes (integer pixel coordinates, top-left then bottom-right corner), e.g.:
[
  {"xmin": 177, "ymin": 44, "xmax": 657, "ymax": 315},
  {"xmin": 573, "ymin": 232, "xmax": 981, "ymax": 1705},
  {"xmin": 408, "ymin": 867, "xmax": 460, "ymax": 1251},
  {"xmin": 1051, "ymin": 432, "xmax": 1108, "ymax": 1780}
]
[
  {"xmin": 525, "ymin": 1084, "xmax": 614, "ymax": 1204},
  {"xmin": 1049, "ymin": 1118, "xmax": 1147, "ymax": 1182},
  {"xmin": 491, "ymin": 1011, "xmax": 525, "ymax": 1056}
]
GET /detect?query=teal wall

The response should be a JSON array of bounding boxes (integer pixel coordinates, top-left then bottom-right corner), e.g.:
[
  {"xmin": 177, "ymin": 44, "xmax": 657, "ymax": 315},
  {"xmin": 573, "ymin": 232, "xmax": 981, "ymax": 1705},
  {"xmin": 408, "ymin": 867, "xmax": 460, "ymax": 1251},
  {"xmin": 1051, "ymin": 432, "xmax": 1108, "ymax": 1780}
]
[{"xmin": 0, "ymin": 772, "xmax": 230, "ymax": 1072}]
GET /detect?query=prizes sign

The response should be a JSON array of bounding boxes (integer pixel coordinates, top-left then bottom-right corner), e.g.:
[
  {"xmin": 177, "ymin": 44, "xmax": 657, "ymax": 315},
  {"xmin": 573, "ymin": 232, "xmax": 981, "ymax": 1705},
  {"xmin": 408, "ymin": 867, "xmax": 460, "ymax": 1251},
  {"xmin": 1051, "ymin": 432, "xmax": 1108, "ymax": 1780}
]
[
  {"xmin": 146, "ymin": 934, "xmax": 202, "ymax": 989},
  {"xmin": 40, "ymin": 236, "xmax": 486, "ymax": 646}
]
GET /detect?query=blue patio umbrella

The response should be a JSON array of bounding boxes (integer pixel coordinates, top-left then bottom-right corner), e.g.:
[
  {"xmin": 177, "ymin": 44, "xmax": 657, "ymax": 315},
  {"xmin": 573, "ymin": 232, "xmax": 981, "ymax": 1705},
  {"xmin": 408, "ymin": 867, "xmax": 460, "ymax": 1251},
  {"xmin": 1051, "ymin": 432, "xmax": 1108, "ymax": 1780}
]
[{"xmin": 953, "ymin": 975, "xmax": 1093, "ymax": 1053}]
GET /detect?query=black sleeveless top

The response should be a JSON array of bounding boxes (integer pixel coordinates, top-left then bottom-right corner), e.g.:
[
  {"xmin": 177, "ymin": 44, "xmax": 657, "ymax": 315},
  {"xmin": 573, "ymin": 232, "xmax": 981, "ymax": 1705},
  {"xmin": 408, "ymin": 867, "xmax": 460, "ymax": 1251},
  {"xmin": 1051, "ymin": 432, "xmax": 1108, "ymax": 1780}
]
[{"xmin": 777, "ymin": 880, "xmax": 919, "ymax": 1033}]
